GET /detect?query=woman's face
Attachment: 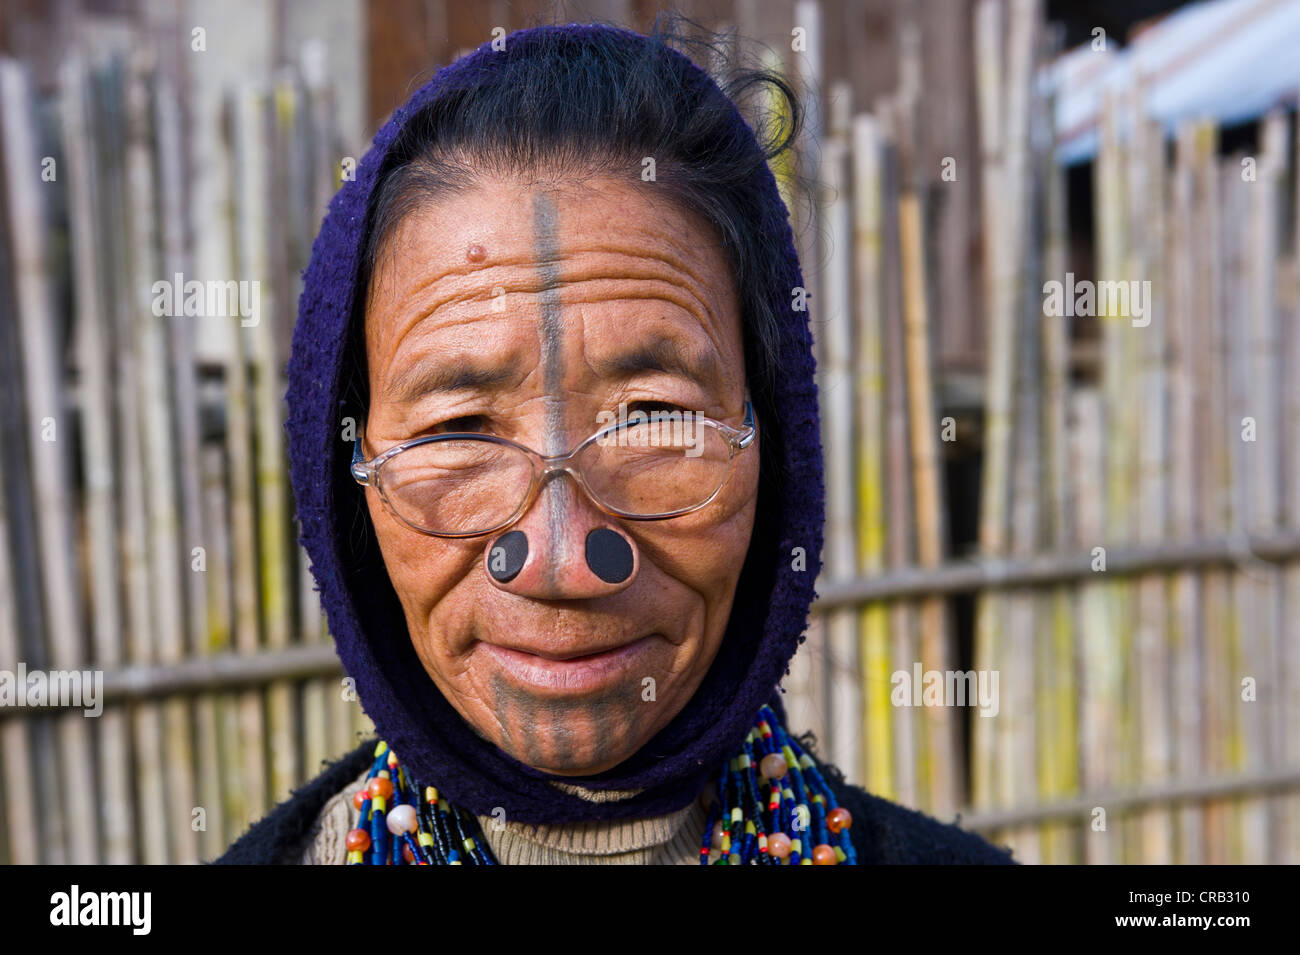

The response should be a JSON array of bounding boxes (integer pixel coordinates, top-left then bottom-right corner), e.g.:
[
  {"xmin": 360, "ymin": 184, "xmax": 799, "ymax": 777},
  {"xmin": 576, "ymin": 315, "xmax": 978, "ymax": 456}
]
[{"xmin": 362, "ymin": 175, "xmax": 759, "ymax": 777}]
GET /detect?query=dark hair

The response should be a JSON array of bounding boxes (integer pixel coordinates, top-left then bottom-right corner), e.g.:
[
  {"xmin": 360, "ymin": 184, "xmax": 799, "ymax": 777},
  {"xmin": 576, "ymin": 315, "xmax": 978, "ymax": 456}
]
[{"xmin": 344, "ymin": 13, "xmax": 807, "ymax": 499}]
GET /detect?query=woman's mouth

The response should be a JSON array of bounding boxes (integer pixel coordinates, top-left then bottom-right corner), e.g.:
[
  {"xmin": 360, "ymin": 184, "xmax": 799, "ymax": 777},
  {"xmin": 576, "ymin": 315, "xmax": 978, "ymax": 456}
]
[{"xmin": 477, "ymin": 635, "xmax": 658, "ymax": 694}]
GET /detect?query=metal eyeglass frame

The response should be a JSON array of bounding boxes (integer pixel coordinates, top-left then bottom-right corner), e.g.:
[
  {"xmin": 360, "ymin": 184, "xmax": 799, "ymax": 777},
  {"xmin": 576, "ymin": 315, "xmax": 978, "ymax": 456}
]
[{"xmin": 350, "ymin": 400, "xmax": 757, "ymax": 539}]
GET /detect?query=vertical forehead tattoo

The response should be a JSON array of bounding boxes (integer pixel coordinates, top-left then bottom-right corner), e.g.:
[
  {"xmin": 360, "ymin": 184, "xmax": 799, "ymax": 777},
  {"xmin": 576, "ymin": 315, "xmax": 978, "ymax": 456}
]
[{"xmin": 532, "ymin": 192, "xmax": 569, "ymax": 581}]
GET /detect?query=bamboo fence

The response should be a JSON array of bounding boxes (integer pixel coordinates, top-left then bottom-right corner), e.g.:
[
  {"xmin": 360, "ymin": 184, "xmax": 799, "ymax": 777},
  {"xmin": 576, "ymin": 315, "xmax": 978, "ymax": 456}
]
[
  {"xmin": 0, "ymin": 48, "xmax": 370, "ymax": 863},
  {"xmin": 774, "ymin": 0, "xmax": 1300, "ymax": 865},
  {"xmin": 1, "ymin": 0, "xmax": 1299, "ymax": 865}
]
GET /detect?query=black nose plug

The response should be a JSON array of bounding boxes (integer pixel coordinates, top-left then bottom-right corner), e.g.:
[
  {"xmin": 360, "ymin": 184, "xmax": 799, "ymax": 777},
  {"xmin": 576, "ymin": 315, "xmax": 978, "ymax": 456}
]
[
  {"xmin": 585, "ymin": 528, "xmax": 634, "ymax": 583},
  {"xmin": 487, "ymin": 530, "xmax": 528, "ymax": 582}
]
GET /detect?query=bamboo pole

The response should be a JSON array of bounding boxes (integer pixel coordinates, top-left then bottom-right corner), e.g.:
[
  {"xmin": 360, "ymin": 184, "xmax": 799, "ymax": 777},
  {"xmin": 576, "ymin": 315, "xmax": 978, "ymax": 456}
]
[
  {"xmin": 0, "ymin": 87, "xmax": 62, "ymax": 865},
  {"xmin": 895, "ymin": 21, "xmax": 960, "ymax": 819},
  {"xmin": 154, "ymin": 69, "xmax": 225, "ymax": 862},
  {"xmin": 1208, "ymin": 155, "xmax": 1240, "ymax": 863},
  {"xmin": 87, "ymin": 54, "xmax": 170, "ymax": 866},
  {"xmin": 1096, "ymin": 86, "xmax": 1139, "ymax": 863},
  {"xmin": 1236, "ymin": 110, "xmax": 1287, "ymax": 862},
  {"xmin": 211, "ymin": 87, "xmax": 268, "ymax": 831},
  {"xmin": 1193, "ymin": 125, "xmax": 1230, "ymax": 863},
  {"xmin": 972, "ymin": 0, "xmax": 1033, "ymax": 819},
  {"xmin": 820, "ymin": 81, "xmax": 861, "ymax": 780},
  {"xmin": 235, "ymin": 83, "xmax": 297, "ymax": 806},
  {"xmin": 93, "ymin": 64, "xmax": 169, "ymax": 865},
  {"xmin": 60, "ymin": 57, "xmax": 136, "ymax": 865},
  {"xmin": 200, "ymin": 441, "xmax": 245, "ymax": 849},
  {"xmin": 0, "ymin": 357, "xmax": 38, "ymax": 864},
  {"xmin": 1282, "ymin": 104, "xmax": 1300, "ymax": 866},
  {"xmin": 970, "ymin": 0, "xmax": 1003, "ymax": 816},
  {"xmin": 876, "ymin": 96, "xmax": 919, "ymax": 809},
  {"xmin": 126, "ymin": 53, "xmax": 199, "ymax": 864},
  {"xmin": 1037, "ymin": 42, "xmax": 1077, "ymax": 863},
  {"xmin": 972, "ymin": 0, "xmax": 1038, "ymax": 851},
  {"xmin": 0, "ymin": 56, "xmax": 101, "ymax": 865},
  {"xmin": 1004, "ymin": 16, "xmax": 1057, "ymax": 861},
  {"xmin": 1072, "ymin": 386, "xmax": 1115, "ymax": 864},
  {"xmin": 851, "ymin": 108, "xmax": 894, "ymax": 799},
  {"xmin": 1131, "ymin": 107, "xmax": 1173, "ymax": 865},
  {"xmin": 1167, "ymin": 121, "xmax": 1205, "ymax": 864},
  {"xmin": 791, "ymin": 0, "xmax": 823, "ymax": 364}
]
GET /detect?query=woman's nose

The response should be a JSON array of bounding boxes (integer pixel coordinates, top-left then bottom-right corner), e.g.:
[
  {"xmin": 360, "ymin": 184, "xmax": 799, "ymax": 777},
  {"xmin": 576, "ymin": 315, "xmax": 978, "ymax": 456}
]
[{"xmin": 483, "ymin": 476, "xmax": 637, "ymax": 598}]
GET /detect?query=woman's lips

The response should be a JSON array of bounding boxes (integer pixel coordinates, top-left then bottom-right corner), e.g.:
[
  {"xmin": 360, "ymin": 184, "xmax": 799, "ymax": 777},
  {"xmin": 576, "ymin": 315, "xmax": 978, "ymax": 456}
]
[{"xmin": 478, "ymin": 635, "xmax": 657, "ymax": 693}]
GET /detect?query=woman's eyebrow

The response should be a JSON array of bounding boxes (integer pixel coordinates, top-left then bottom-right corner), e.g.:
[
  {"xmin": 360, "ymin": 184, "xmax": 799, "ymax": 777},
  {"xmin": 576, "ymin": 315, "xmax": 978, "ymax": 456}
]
[
  {"xmin": 591, "ymin": 337, "xmax": 721, "ymax": 385},
  {"xmin": 383, "ymin": 358, "xmax": 520, "ymax": 403}
]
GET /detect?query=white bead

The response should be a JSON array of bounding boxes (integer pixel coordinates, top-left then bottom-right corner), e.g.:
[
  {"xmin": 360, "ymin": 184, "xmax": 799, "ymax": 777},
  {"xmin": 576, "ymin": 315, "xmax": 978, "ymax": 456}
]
[{"xmin": 387, "ymin": 804, "xmax": 418, "ymax": 835}]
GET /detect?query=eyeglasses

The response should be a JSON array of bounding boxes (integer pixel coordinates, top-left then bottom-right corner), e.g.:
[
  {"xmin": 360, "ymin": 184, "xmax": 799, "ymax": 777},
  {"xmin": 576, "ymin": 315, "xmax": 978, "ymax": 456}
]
[{"xmin": 351, "ymin": 400, "xmax": 757, "ymax": 538}]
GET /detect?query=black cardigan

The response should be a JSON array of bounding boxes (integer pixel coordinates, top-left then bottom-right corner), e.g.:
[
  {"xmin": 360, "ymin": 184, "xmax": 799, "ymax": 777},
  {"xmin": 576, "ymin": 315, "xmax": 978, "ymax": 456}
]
[{"xmin": 213, "ymin": 738, "xmax": 1018, "ymax": 865}]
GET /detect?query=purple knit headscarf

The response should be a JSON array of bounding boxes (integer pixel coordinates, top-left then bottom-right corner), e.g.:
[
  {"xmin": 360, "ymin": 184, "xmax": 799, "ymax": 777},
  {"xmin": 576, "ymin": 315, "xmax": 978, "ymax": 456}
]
[{"xmin": 286, "ymin": 21, "xmax": 824, "ymax": 825}]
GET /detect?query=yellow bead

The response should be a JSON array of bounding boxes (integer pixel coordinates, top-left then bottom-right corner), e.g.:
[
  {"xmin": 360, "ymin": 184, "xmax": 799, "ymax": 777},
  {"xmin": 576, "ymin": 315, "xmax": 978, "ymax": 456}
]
[
  {"xmin": 418, "ymin": 832, "xmax": 433, "ymax": 846},
  {"xmin": 374, "ymin": 741, "xmax": 388, "ymax": 757}
]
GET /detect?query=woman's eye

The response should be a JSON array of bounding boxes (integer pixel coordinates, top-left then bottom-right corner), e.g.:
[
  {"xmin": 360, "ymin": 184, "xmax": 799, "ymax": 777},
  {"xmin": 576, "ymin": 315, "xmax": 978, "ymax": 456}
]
[
  {"xmin": 432, "ymin": 415, "xmax": 489, "ymax": 434},
  {"xmin": 627, "ymin": 400, "xmax": 690, "ymax": 416}
]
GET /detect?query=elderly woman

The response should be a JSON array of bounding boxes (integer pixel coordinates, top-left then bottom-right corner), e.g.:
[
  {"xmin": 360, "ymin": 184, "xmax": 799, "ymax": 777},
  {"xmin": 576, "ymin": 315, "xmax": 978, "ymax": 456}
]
[{"xmin": 217, "ymin": 20, "xmax": 1013, "ymax": 865}]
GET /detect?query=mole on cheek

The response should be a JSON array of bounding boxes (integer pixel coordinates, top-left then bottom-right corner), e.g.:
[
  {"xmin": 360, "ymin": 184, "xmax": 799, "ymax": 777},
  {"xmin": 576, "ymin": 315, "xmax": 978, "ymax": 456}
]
[{"xmin": 467, "ymin": 243, "xmax": 487, "ymax": 262}]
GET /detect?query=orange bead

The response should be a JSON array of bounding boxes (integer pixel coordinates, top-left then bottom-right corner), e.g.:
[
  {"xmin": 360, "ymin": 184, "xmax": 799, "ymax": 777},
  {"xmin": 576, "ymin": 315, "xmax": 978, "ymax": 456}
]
[
  {"xmin": 812, "ymin": 844, "xmax": 837, "ymax": 865},
  {"xmin": 346, "ymin": 828, "xmax": 371, "ymax": 852},
  {"xmin": 826, "ymin": 807, "xmax": 852, "ymax": 833},
  {"xmin": 759, "ymin": 753, "xmax": 788, "ymax": 781},
  {"xmin": 368, "ymin": 777, "xmax": 394, "ymax": 800},
  {"xmin": 402, "ymin": 842, "xmax": 415, "ymax": 863},
  {"xmin": 768, "ymin": 832, "xmax": 792, "ymax": 859},
  {"xmin": 711, "ymin": 821, "xmax": 725, "ymax": 850},
  {"xmin": 352, "ymin": 789, "xmax": 368, "ymax": 810}
]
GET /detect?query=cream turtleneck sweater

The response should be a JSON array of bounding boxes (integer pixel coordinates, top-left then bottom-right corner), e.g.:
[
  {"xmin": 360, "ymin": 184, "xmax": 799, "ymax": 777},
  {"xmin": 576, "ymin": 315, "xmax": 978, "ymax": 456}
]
[{"xmin": 298, "ymin": 766, "xmax": 710, "ymax": 864}]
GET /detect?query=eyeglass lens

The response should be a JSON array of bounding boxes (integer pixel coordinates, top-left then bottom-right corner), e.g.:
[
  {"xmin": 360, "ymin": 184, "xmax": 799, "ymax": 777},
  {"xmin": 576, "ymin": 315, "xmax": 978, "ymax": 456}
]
[{"xmin": 376, "ymin": 419, "xmax": 735, "ymax": 535}]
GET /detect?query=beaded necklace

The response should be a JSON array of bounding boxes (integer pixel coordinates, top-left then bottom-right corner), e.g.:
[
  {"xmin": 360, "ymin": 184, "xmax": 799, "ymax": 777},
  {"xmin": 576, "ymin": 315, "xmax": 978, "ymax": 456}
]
[{"xmin": 345, "ymin": 704, "xmax": 856, "ymax": 865}]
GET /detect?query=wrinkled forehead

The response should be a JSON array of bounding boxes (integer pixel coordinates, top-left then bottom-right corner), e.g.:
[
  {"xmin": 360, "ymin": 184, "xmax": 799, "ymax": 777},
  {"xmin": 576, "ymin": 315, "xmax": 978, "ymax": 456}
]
[{"xmin": 360, "ymin": 176, "xmax": 746, "ymax": 396}]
